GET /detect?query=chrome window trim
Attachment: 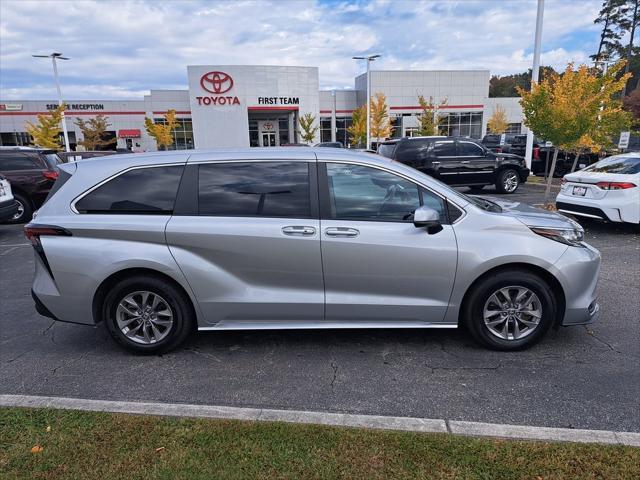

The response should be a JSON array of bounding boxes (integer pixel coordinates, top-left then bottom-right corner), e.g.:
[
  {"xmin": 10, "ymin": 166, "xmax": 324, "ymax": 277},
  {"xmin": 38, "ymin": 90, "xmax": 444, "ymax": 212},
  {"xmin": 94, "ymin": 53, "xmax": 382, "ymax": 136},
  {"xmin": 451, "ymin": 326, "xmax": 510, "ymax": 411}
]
[
  {"xmin": 318, "ymin": 158, "xmax": 467, "ymax": 224},
  {"xmin": 70, "ymin": 162, "xmax": 186, "ymax": 214}
]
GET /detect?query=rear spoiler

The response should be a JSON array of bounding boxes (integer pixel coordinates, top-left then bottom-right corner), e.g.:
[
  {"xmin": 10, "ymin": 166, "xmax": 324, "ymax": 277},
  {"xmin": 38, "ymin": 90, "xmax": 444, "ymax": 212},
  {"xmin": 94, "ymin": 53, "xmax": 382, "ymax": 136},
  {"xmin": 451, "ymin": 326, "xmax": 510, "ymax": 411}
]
[{"xmin": 58, "ymin": 163, "xmax": 77, "ymax": 175}]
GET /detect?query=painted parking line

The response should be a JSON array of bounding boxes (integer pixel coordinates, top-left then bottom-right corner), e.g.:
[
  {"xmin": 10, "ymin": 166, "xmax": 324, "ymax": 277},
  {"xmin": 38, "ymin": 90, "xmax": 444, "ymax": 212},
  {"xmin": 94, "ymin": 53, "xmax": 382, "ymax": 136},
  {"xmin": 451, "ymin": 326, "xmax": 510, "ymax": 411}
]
[{"xmin": 1, "ymin": 394, "xmax": 638, "ymax": 446}]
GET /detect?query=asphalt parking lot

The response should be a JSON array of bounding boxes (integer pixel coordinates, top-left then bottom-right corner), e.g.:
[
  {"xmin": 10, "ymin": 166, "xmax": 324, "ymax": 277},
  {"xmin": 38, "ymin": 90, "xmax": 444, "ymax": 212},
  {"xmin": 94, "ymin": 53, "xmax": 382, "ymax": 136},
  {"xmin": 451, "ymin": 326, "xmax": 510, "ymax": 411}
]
[{"xmin": 1, "ymin": 182, "xmax": 639, "ymax": 432}]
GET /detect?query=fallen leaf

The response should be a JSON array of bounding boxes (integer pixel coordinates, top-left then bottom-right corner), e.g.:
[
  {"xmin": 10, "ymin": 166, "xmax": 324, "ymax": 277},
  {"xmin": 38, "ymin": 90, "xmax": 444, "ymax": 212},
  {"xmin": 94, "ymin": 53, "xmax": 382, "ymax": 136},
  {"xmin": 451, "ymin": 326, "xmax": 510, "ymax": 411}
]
[
  {"xmin": 155, "ymin": 447, "xmax": 165, "ymax": 453},
  {"xmin": 31, "ymin": 445, "xmax": 43, "ymax": 453},
  {"xmin": 46, "ymin": 426, "xmax": 51, "ymax": 432}
]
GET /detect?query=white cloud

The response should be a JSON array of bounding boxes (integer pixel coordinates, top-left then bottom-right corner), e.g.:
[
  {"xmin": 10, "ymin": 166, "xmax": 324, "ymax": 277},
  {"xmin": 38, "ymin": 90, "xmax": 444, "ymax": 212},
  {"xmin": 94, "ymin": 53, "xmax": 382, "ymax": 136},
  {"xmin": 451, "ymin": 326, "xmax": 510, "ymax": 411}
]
[{"xmin": 0, "ymin": 0, "xmax": 602, "ymax": 99}]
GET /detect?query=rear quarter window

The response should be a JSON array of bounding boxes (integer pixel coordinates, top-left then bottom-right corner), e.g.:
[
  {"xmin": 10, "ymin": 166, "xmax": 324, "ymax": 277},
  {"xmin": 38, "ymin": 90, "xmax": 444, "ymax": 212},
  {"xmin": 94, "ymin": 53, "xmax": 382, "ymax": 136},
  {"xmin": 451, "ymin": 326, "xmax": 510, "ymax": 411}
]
[
  {"xmin": 377, "ymin": 143, "xmax": 397, "ymax": 159},
  {"xmin": 75, "ymin": 165, "xmax": 184, "ymax": 214}
]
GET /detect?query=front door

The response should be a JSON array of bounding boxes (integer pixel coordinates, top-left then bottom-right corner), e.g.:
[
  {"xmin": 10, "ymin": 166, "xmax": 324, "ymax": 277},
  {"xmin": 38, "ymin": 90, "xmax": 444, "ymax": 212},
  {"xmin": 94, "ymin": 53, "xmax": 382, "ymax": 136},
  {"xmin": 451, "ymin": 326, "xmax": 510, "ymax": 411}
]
[
  {"xmin": 429, "ymin": 139, "xmax": 461, "ymax": 184},
  {"xmin": 261, "ymin": 132, "xmax": 276, "ymax": 147},
  {"xmin": 166, "ymin": 158, "xmax": 324, "ymax": 327},
  {"xmin": 456, "ymin": 140, "xmax": 494, "ymax": 184},
  {"xmin": 259, "ymin": 121, "xmax": 278, "ymax": 147},
  {"xmin": 318, "ymin": 161, "xmax": 458, "ymax": 324}
]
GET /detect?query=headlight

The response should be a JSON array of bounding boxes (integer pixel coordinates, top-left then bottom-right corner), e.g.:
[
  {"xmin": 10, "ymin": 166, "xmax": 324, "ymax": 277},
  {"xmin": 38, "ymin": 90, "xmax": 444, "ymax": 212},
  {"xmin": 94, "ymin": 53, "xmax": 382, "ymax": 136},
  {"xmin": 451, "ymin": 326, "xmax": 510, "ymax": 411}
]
[{"xmin": 530, "ymin": 226, "xmax": 585, "ymax": 246}]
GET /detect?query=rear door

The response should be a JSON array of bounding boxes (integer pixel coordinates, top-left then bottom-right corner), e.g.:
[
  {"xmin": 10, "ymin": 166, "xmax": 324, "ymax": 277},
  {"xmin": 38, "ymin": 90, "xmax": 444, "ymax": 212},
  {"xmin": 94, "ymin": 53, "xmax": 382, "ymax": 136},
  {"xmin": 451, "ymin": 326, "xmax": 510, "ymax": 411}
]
[
  {"xmin": 430, "ymin": 140, "xmax": 460, "ymax": 184},
  {"xmin": 456, "ymin": 140, "xmax": 494, "ymax": 184},
  {"xmin": 0, "ymin": 152, "xmax": 43, "ymax": 194},
  {"xmin": 165, "ymin": 155, "xmax": 324, "ymax": 327}
]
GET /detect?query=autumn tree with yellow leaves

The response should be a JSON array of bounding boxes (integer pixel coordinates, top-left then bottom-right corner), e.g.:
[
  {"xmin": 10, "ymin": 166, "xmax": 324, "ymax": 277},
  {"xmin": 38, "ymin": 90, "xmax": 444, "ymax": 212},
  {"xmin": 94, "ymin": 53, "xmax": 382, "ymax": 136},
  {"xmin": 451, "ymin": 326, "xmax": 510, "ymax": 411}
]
[
  {"xmin": 370, "ymin": 92, "xmax": 394, "ymax": 142},
  {"xmin": 25, "ymin": 104, "xmax": 65, "ymax": 149},
  {"xmin": 298, "ymin": 113, "xmax": 319, "ymax": 144},
  {"xmin": 487, "ymin": 105, "xmax": 509, "ymax": 134},
  {"xmin": 519, "ymin": 61, "xmax": 631, "ymax": 205},
  {"xmin": 347, "ymin": 105, "xmax": 367, "ymax": 147},
  {"xmin": 144, "ymin": 109, "xmax": 178, "ymax": 150},
  {"xmin": 415, "ymin": 95, "xmax": 448, "ymax": 136}
]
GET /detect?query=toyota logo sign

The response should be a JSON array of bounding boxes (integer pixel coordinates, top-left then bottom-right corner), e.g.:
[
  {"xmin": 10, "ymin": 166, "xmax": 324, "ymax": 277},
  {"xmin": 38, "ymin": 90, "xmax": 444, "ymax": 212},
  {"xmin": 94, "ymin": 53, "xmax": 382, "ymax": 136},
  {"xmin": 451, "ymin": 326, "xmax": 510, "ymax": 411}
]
[{"xmin": 200, "ymin": 71, "xmax": 234, "ymax": 94}]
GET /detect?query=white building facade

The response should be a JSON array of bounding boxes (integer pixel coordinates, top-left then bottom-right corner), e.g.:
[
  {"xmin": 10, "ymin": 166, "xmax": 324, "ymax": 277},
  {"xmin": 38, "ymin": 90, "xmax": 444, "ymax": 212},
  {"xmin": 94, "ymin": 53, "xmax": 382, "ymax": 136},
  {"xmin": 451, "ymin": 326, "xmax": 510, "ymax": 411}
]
[{"xmin": 0, "ymin": 65, "xmax": 525, "ymax": 151}]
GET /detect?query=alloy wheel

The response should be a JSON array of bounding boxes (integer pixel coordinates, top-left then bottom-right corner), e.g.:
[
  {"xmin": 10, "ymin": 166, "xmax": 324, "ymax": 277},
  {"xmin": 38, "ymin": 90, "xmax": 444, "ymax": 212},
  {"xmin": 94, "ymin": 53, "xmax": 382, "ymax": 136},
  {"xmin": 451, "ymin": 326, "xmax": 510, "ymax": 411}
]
[
  {"xmin": 12, "ymin": 200, "xmax": 24, "ymax": 221},
  {"xmin": 115, "ymin": 291, "xmax": 174, "ymax": 344},
  {"xmin": 503, "ymin": 172, "xmax": 519, "ymax": 192},
  {"xmin": 482, "ymin": 286, "xmax": 542, "ymax": 341}
]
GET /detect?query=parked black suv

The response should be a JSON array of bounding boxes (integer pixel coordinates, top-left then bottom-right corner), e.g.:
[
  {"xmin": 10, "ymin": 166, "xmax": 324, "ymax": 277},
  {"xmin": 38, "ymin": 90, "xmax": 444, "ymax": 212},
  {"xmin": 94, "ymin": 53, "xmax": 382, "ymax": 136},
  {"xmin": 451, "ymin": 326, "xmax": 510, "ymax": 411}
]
[
  {"xmin": 0, "ymin": 147, "xmax": 62, "ymax": 223},
  {"xmin": 378, "ymin": 136, "xmax": 529, "ymax": 193}
]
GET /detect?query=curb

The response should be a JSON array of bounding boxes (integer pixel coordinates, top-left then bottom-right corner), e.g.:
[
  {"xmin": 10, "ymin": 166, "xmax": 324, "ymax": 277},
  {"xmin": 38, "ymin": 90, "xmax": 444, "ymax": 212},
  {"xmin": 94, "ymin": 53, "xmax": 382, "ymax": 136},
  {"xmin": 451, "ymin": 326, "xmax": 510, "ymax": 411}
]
[{"xmin": 1, "ymin": 394, "xmax": 638, "ymax": 447}]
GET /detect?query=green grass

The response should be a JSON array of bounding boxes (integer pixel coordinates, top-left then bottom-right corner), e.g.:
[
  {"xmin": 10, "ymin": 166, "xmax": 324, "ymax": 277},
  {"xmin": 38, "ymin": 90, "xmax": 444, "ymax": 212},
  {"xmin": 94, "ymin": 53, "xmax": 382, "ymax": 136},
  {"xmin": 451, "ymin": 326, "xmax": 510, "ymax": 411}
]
[{"xmin": 1, "ymin": 407, "xmax": 638, "ymax": 480}]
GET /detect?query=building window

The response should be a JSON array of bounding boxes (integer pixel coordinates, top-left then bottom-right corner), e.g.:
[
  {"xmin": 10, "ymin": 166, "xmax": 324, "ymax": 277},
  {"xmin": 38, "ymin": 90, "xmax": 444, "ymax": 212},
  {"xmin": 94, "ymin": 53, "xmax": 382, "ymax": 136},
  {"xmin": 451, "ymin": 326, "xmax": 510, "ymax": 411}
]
[
  {"xmin": 153, "ymin": 118, "xmax": 194, "ymax": 150},
  {"xmin": 438, "ymin": 111, "xmax": 483, "ymax": 139},
  {"xmin": 505, "ymin": 123, "xmax": 522, "ymax": 134},
  {"xmin": 320, "ymin": 117, "xmax": 332, "ymax": 143},
  {"xmin": 0, "ymin": 132, "xmax": 31, "ymax": 146},
  {"xmin": 336, "ymin": 116, "xmax": 353, "ymax": 147}
]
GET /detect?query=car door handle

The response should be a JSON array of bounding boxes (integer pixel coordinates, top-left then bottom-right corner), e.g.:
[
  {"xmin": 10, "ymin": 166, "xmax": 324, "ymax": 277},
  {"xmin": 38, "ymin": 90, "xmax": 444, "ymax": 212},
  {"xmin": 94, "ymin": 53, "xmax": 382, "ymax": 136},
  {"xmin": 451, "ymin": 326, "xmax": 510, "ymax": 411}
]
[
  {"xmin": 282, "ymin": 226, "xmax": 316, "ymax": 236},
  {"xmin": 460, "ymin": 160, "xmax": 471, "ymax": 164},
  {"xmin": 431, "ymin": 161, "xmax": 440, "ymax": 164},
  {"xmin": 325, "ymin": 227, "xmax": 359, "ymax": 237}
]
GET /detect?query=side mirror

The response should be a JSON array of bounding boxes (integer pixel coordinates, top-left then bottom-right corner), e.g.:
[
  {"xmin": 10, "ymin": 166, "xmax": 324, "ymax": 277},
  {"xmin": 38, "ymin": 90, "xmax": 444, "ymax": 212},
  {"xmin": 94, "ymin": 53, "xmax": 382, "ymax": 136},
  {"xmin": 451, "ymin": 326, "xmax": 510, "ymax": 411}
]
[{"xmin": 413, "ymin": 206, "xmax": 443, "ymax": 234}]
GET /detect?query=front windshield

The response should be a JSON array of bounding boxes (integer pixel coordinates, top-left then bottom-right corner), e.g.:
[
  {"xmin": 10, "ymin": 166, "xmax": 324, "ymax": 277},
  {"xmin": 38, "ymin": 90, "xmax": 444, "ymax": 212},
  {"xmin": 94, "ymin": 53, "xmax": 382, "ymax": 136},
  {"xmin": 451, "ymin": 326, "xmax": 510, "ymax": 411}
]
[
  {"xmin": 464, "ymin": 194, "xmax": 502, "ymax": 213},
  {"xmin": 583, "ymin": 156, "xmax": 640, "ymax": 174}
]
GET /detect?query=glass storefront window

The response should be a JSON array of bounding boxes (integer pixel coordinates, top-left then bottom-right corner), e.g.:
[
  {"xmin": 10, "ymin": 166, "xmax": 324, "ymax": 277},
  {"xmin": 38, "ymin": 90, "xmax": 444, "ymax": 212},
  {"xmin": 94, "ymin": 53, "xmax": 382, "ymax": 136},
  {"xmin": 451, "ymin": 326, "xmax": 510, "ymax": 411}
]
[
  {"xmin": 439, "ymin": 111, "xmax": 483, "ymax": 139},
  {"xmin": 153, "ymin": 117, "xmax": 194, "ymax": 150}
]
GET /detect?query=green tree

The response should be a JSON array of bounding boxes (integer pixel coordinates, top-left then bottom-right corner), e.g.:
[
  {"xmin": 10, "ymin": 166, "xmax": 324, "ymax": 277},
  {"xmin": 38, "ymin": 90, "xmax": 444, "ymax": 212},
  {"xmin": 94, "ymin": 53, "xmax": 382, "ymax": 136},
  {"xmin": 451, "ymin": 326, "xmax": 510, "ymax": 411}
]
[
  {"xmin": 415, "ymin": 95, "xmax": 447, "ymax": 136},
  {"xmin": 144, "ymin": 109, "xmax": 178, "ymax": 150},
  {"xmin": 591, "ymin": 0, "xmax": 627, "ymax": 63},
  {"xmin": 486, "ymin": 105, "xmax": 510, "ymax": 134},
  {"xmin": 347, "ymin": 105, "xmax": 366, "ymax": 147},
  {"xmin": 74, "ymin": 114, "xmax": 116, "ymax": 150},
  {"xmin": 298, "ymin": 113, "xmax": 319, "ymax": 144},
  {"xmin": 489, "ymin": 67, "xmax": 556, "ymax": 97},
  {"xmin": 25, "ymin": 104, "xmax": 65, "ymax": 149},
  {"xmin": 519, "ymin": 62, "xmax": 631, "ymax": 205}
]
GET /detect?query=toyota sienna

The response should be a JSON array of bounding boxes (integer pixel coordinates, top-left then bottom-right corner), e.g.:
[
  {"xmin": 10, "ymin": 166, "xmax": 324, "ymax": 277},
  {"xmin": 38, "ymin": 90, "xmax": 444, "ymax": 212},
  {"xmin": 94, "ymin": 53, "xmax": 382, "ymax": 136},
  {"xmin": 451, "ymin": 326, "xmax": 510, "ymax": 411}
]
[{"xmin": 26, "ymin": 148, "xmax": 601, "ymax": 353}]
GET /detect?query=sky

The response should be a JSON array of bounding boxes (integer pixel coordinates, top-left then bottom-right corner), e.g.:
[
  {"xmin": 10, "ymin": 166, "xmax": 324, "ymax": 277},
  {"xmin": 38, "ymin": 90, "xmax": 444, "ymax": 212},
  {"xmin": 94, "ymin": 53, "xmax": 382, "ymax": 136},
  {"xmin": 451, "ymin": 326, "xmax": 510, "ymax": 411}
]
[{"xmin": 0, "ymin": 0, "xmax": 602, "ymax": 100}]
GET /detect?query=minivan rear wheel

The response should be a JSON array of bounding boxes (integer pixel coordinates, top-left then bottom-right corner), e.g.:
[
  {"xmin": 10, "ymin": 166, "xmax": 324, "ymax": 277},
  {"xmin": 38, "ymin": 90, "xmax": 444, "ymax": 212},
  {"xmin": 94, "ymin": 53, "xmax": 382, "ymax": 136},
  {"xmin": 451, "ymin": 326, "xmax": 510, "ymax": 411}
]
[
  {"xmin": 463, "ymin": 270, "xmax": 556, "ymax": 351},
  {"xmin": 103, "ymin": 276, "xmax": 194, "ymax": 354},
  {"xmin": 8, "ymin": 193, "xmax": 32, "ymax": 224}
]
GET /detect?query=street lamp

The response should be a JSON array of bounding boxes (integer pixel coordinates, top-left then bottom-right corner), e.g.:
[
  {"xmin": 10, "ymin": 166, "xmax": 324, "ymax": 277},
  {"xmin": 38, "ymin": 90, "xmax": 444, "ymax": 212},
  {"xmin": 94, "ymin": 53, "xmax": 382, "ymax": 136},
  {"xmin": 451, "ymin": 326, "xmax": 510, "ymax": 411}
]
[
  {"xmin": 33, "ymin": 52, "xmax": 71, "ymax": 152},
  {"xmin": 353, "ymin": 54, "xmax": 380, "ymax": 150}
]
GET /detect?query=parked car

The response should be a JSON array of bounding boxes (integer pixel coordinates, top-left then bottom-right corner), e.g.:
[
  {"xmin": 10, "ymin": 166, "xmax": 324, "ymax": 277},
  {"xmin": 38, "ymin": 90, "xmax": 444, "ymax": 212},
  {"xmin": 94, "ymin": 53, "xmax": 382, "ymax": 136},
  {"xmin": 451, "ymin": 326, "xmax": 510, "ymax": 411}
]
[
  {"xmin": 0, "ymin": 174, "xmax": 19, "ymax": 222},
  {"xmin": 378, "ymin": 136, "xmax": 529, "ymax": 193},
  {"xmin": 27, "ymin": 148, "xmax": 599, "ymax": 354},
  {"xmin": 58, "ymin": 151, "xmax": 119, "ymax": 163},
  {"xmin": 556, "ymin": 153, "xmax": 640, "ymax": 224},
  {"xmin": 314, "ymin": 142, "xmax": 344, "ymax": 148},
  {"xmin": 481, "ymin": 134, "xmax": 516, "ymax": 153},
  {"xmin": 0, "ymin": 147, "xmax": 62, "ymax": 223}
]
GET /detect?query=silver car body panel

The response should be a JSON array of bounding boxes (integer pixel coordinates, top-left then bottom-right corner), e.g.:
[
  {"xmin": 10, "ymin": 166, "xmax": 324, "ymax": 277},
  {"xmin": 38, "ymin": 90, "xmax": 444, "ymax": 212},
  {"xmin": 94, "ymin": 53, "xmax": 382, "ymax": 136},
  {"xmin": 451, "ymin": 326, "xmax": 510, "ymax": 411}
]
[{"xmin": 30, "ymin": 148, "xmax": 600, "ymax": 330}]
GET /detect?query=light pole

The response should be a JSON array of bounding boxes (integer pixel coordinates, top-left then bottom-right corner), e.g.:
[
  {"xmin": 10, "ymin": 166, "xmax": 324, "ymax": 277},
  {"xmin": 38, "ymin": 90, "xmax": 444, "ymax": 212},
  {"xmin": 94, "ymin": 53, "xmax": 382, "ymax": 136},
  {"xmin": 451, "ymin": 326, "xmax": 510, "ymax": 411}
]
[
  {"xmin": 353, "ymin": 54, "xmax": 380, "ymax": 149},
  {"xmin": 524, "ymin": 0, "xmax": 544, "ymax": 170},
  {"xmin": 33, "ymin": 52, "xmax": 71, "ymax": 152}
]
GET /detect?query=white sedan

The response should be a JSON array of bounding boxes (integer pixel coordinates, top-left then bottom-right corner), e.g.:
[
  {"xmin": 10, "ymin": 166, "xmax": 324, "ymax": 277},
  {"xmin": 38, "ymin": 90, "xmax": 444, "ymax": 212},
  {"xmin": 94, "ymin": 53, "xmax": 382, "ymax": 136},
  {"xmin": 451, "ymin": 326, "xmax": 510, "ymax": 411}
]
[{"xmin": 556, "ymin": 153, "xmax": 640, "ymax": 225}]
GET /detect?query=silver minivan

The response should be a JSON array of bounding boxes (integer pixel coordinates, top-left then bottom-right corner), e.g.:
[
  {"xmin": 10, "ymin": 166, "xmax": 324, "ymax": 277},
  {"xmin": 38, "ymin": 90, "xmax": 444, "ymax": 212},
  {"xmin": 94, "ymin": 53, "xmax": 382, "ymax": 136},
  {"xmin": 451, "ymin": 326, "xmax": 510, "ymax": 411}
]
[{"xmin": 26, "ymin": 148, "xmax": 600, "ymax": 353}]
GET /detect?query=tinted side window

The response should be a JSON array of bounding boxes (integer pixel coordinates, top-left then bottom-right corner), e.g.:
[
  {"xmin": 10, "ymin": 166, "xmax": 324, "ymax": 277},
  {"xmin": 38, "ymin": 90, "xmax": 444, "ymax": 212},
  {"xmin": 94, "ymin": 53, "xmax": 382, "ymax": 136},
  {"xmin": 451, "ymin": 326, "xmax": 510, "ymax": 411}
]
[
  {"xmin": 0, "ymin": 153, "xmax": 40, "ymax": 171},
  {"xmin": 458, "ymin": 141, "xmax": 484, "ymax": 156},
  {"xmin": 394, "ymin": 140, "xmax": 430, "ymax": 161},
  {"xmin": 76, "ymin": 165, "xmax": 183, "ymax": 214},
  {"xmin": 198, "ymin": 162, "xmax": 310, "ymax": 217},
  {"xmin": 432, "ymin": 141, "xmax": 456, "ymax": 157},
  {"xmin": 377, "ymin": 143, "xmax": 396, "ymax": 159}
]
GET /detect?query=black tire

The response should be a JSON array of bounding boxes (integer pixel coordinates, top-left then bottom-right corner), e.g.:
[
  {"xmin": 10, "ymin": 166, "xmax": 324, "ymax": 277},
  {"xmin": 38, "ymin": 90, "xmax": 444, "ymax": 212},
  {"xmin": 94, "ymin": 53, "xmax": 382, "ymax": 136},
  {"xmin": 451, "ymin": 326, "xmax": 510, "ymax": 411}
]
[
  {"xmin": 468, "ymin": 185, "xmax": 485, "ymax": 193},
  {"xmin": 463, "ymin": 270, "xmax": 556, "ymax": 351},
  {"xmin": 7, "ymin": 193, "xmax": 33, "ymax": 224},
  {"xmin": 103, "ymin": 275, "xmax": 195, "ymax": 354},
  {"xmin": 495, "ymin": 169, "xmax": 520, "ymax": 194}
]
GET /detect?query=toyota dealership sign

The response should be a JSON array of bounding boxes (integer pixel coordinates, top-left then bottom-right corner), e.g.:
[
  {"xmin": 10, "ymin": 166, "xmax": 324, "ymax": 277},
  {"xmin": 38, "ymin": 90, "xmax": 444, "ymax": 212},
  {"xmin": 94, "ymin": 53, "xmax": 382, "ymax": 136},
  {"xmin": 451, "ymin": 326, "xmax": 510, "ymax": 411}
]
[{"xmin": 196, "ymin": 70, "xmax": 240, "ymax": 106}]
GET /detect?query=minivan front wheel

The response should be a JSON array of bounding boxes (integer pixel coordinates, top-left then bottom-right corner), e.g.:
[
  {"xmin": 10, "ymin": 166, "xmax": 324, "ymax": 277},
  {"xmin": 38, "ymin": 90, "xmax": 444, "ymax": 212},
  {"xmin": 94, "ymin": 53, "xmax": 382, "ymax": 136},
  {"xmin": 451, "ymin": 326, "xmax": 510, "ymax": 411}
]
[
  {"xmin": 464, "ymin": 270, "xmax": 556, "ymax": 350},
  {"xmin": 8, "ymin": 193, "xmax": 33, "ymax": 224},
  {"xmin": 103, "ymin": 275, "xmax": 194, "ymax": 354},
  {"xmin": 495, "ymin": 169, "xmax": 520, "ymax": 194}
]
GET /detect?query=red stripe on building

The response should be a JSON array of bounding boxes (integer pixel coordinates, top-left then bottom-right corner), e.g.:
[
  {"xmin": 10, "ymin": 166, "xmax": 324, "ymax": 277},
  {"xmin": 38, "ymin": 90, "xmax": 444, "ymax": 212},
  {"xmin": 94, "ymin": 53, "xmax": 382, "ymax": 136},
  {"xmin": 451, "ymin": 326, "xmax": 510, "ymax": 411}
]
[
  {"xmin": 247, "ymin": 106, "xmax": 299, "ymax": 111},
  {"xmin": 152, "ymin": 111, "xmax": 191, "ymax": 115},
  {"xmin": 390, "ymin": 104, "xmax": 483, "ymax": 110},
  {"xmin": 320, "ymin": 109, "xmax": 355, "ymax": 114},
  {"xmin": 0, "ymin": 111, "xmax": 147, "ymax": 116}
]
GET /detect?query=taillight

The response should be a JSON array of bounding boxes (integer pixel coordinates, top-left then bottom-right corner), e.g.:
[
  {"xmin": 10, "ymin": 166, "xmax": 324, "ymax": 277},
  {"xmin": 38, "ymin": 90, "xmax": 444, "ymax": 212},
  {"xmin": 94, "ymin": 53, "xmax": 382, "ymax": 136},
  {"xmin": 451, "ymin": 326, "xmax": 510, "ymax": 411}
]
[
  {"xmin": 561, "ymin": 178, "xmax": 567, "ymax": 185},
  {"xmin": 42, "ymin": 170, "xmax": 59, "ymax": 181},
  {"xmin": 496, "ymin": 147, "xmax": 502, "ymax": 153},
  {"xmin": 24, "ymin": 223, "xmax": 72, "ymax": 247},
  {"xmin": 596, "ymin": 182, "xmax": 637, "ymax": 190},
  {"xmin": 533, "ymin": 147, "xmax": 540, "ymax": 160}
]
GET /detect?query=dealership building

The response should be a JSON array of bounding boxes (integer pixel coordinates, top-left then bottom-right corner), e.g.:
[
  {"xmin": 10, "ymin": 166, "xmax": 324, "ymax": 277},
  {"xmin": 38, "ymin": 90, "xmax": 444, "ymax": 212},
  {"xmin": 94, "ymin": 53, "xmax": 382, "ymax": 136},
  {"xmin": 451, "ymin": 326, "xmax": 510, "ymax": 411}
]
[{"xmin": 0, "ymin": 65, "xmax": 525, "ymax": 151}]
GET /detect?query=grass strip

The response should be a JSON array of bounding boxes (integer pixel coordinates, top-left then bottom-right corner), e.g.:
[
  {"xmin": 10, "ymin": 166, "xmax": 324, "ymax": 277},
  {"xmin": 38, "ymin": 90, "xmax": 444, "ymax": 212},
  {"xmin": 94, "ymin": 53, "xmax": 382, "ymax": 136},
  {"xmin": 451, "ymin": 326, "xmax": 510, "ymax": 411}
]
[{"xmin": 1, "ymin": 407, "xmax": 638, "ymax": 479}]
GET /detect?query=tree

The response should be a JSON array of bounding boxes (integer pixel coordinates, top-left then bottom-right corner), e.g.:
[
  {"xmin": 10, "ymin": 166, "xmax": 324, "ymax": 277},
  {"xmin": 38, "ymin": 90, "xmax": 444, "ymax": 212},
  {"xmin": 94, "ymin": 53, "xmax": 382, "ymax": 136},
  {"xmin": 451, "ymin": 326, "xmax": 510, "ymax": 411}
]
[
  {"xmin": 298, "ymin": 113, "xmax": 319, "ymax": 144},
  {"xmin": 144, "ymin": 109, "xmax": 178, "ymax": 150},
  {"xmin": 347, "ymin": 105, "xmax": 366, "ymax": 147},
  {"xmin": 415, "ymin": 95, "xmax": 447, "ymax": 136},
  {"xmin": 620, "ymin": 0, "xmax": 639, "ymax": 98},
  {"xmin": 519, "ymin": 62, "xmax": 631, "ymax": 205},
  {"xmin": 25, "ymin": 104, "xmax": 65, "ymax": 149},
  {"xmin": 486, "ymin": 105, "xmax": 510, "ymax": 134},
  {"xmin": 74, "ymin": 114, "xmax": 116, "ymax": 150},
  {"xmin": 591, "ymin": 0, "xmax": 627, "ymax": 63},
  {"xmin": 370, "ymin": 92, "xmax": 393, "ymax": 141},
  {"xmin": 623, "ymin": 88, "xmax": 640, "ymax": 129},
  {"xmin": 489, "ymin": 67, "xmax": 556, "ymax": 97}
]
